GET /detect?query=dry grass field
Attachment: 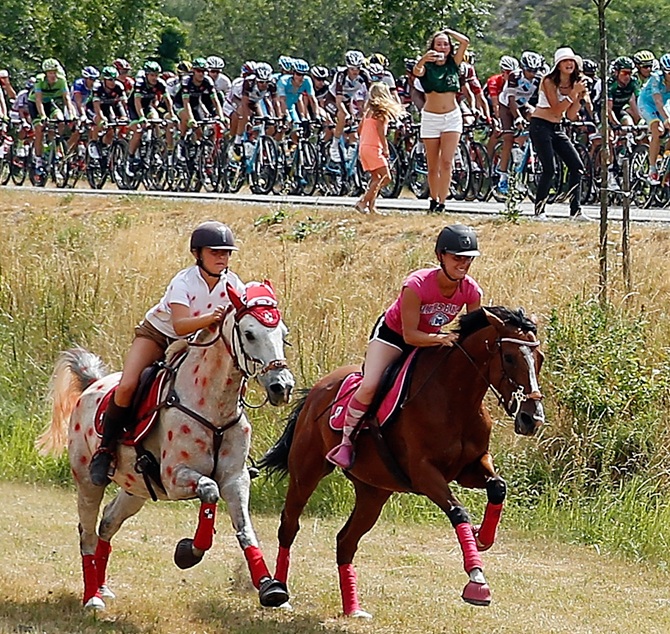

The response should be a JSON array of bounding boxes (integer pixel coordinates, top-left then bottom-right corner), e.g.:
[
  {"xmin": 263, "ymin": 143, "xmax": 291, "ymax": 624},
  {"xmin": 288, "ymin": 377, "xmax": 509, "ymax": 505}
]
[{"xmin": 2, "ymin": 480, "xmax": 670, "ymax": 634}]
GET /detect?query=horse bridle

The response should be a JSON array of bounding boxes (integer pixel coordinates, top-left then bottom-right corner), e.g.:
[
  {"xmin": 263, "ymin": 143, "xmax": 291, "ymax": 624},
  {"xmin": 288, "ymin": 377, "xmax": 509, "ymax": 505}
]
[{"xmin": 454, "ymin": 335, "xmax": 542, "ymax": 419}]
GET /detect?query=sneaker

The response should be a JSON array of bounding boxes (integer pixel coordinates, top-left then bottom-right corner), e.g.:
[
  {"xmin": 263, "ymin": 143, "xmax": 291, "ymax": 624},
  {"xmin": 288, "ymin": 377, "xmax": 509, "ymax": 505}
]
[
  {"xmin": 571, "ymin": 211, "xmax": 593, "ymax": 222},
  {"xmin": 607, "ymin": 172, "xmax": 621, "ymax": 191},
  {"xmin": 647, "ymin": 168, "xmax": 660, "ymax": 186},
  {"xmin": 535, "ymin": 211, "xmax": 548, "ymax": 221},
  {"xmin": 497, "ymin": 178, "xmax": 509, "ymax": 195},
  {"xmin": 87, "ymin": 144, "xmax": 100, "ymax": 159},
  {"xmin": 326, "ymin": 442, "xmax": 354, "ymax": 470},
  {"xmin": 229, "ymin": 143, "xmax": 243, "ymax": 161},
  {"xmin": 125, "ymin": 157, "xmax": 140, "ymax": 177}
]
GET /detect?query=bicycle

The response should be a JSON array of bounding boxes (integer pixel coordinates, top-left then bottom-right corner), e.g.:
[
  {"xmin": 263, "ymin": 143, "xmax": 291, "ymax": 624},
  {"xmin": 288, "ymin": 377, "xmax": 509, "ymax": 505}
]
[
  {"xmin": 273, "ymin": 119, "xmax": 319, "ymax": 196},
  {"xmin": 86, "ymin": 121, "xmax": 130, "ymax": 189},
  {"xmin": 122, "ymin": 118, "xmax": 171, "ymax": 191},
  {"xmin": 29, "ymin": 119, "xmax": 70, "ymax": 188},
  {"xmin": 318, "ymin": 122, "xmax": 364, "ymax": 197}
]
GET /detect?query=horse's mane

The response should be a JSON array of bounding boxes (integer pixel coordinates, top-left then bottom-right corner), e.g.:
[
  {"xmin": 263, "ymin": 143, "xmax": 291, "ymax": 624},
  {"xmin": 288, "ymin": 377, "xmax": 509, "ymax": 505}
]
[{"xmin": 455, "ymin": 306, "xmax": 537, "ymax": 341}]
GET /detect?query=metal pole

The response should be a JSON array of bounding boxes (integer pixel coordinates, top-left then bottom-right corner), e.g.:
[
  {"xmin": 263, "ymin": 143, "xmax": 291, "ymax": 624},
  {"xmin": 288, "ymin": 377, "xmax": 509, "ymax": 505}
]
[
  {"xmin": 621, "ymin": 157, "xmax": 631, "ymax": 291},
  {"xmin": 597, "ymin": 1, "xmax": 609, "ymax": 306}
]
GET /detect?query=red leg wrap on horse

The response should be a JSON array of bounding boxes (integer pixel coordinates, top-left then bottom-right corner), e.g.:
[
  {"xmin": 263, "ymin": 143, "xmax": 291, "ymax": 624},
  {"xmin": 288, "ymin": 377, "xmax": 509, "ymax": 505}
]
[
  {"xmin": 455, "ymin": 522, "xmax": 484, "ymax": 573},
  {"xmin": 244, "ymin": 545, "xmax": 271, "ymax": 588},
  {"xmin": 192, "ymin": 502, "xmax": 217, "ymax": 551},
  {"xmin": 82, "ymin": 554, "xmax": 100, "ymax": 604},
  {"xmin": 478, "ymin": 502, "xmax": 503, "ymax": 547},
  {"xmin": 338, "ymin": 564, "xmax": 361, "ymax": 615},
  {"xmin": 275, "ymin": 546, "xmax": 290, "ymax": 584},
  {"xmin": 94, "ymin": 539, "xmax": 112, "ymax": 588}
]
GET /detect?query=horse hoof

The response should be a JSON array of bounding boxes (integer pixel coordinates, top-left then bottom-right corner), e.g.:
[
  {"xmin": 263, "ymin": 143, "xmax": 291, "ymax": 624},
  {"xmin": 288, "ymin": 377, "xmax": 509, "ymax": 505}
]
[
  {"xmin": 347, "ymin": 608, "xmax": 373, "ymax": 619},
  {"xmin": 259, "ymin": 577, "xmax": 289, "ymax": 607},
  {"xmin": 174, "ymin": 538, "xmax": 204, "ymax": 569},
  {"xmin": 462, "ymin": 580, "xmax": 492, "ymax": 606},
  {"xmin": 84, "ymin": 595, "xmax": 105, "ymax": 610},
  {"xmin": 99, "ymin": 584, "xmax": 116, "ymax": 599}
]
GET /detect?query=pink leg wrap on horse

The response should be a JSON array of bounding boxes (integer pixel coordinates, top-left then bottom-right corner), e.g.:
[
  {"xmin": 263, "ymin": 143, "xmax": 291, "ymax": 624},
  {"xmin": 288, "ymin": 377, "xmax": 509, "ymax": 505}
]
[
  {"xmin": 192, "ymin": 502, "xmax": 217, "ymax": 551},
  {"xmin": 455, "ymin": 523, "xmax": 484, "ymax": 573},
  {"xmin": 82, "ymin": 554, "xmax": 99, "ymax": 604},
  {"xmin": 477, "ymin": 502, "xmax": 503, "ymax": 547},
  {"xmin": 338, "ymin": 564, "xmax": 361, "ymax": 615},
  {"xmin": 244, "ymin": 545, "xmax": 271, "ymax": 588},
  {"xmin": 275, "ymin": 546, "xmax": 290, "ymax": 584},
  {"xmin": 94, "ymin": 539, "xmax": 112, "ymax": 588}
]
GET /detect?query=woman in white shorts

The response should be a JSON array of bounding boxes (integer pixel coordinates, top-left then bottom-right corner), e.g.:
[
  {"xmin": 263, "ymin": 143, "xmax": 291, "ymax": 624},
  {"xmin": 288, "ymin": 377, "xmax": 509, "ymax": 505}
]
[{"xmin": 413, "ymin": 28, "xmax": 469, "ymax": 213}]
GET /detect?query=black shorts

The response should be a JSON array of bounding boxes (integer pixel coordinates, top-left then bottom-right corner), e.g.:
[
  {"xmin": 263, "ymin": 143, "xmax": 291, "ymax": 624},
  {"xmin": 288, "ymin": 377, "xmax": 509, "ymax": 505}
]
[{"xmin": 369, "ymin": 314, "xmax": 415, "ymax": 354}]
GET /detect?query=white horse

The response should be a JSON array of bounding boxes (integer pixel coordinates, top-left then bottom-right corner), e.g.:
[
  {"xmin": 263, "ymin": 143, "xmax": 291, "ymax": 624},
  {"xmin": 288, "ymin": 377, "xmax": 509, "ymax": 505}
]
[{"xmin": 37, "ymin": 280, "xmax": 295, "ymax": 610}]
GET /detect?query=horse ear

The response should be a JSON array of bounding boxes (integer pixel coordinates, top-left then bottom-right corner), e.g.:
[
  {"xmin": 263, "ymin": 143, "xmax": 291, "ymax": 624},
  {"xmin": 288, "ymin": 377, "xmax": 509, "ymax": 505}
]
[
  {"xmin": 226, "ymin": 283, "xmax": 244, "ymax": 311},
  {"xmin": 483, "ymin": 308, "xmax": 506, "ymax": 333},
  {"xmin": 529, "ymin": 313, "xmax": 539, "ymax": 325},
  {"xmin": 263, "ymin": 279, "xmax": 276, "ymax": 294}
]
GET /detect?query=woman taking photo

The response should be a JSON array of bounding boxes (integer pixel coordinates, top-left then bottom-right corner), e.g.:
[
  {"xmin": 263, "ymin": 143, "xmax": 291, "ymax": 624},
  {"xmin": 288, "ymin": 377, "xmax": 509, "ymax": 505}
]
[
  {"xmin": 529, "ymin": 47, "xmax": 590, "ymax": 220},
  {"xmin": 413, "ymin": 28, "xmax": 469, "ymax": 213}
]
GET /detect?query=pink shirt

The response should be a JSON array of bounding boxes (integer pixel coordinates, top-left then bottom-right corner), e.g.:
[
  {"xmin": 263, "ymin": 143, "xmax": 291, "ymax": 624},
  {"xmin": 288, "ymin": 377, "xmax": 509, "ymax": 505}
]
[{"xmin": 384, "ymin": 268, "xmax": 483, "ymax": 335}]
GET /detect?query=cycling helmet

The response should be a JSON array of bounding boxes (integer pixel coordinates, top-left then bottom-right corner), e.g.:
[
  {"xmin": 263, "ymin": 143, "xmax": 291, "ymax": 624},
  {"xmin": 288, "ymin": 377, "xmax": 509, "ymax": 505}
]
[
  {"xmin": 143, "ymin": 60, "xmax": 162, "ymax": 74},
  {"xmin": 345, "ymin": 50, "xmax": 365, "ymax": 68},
  {"xmin": 278, "ymin": 55, "xmax": 294, "ymax": 73},
  {"xmin": 404, "ymin": 57, "xmax": 418, "ymax": 73},
  {"xmin": 113, "ymin": 58, "xmax": 131, "ymax": 72},
  {"xmin": 241, "ymin": 61, "xmax": 257, "ymax": 77},
  {"xmin": 192, "ymin": 57, "xmax": 209, "ymax": 70},
  {"xmin": 368, "ymin": 62, "xmax": 384, "ymax": 81},
  {"xmin": 177, "ymin": 60, "xmax": 192, "ymax": 74},
  {"xmin": 311, "ymin": 65, "xmax": 329, "ymax": 80},
  {"xmin": 613, "ymin": 56, "xmax": 634, "ymax": 72},
  {"xmin": 633, "ymin": 50, "xmax": 656, "ymax": 66},
  {"xmin": 161, "ymin": 71, "xmax": 177, "ymax": 81},
  {"xmin": 190, "ymin": 221, "xmax": 239, "ymax": 251},
  {"xmin": 42, "ymin": 58, "xmax": 60, "ymax": 72},
  {"xmin": 499, "ymin": 55, "xmax": 519, "ymax": 72},
  {"xmin": 582, "ymin": 58, "xmax": 598, "ymax": 75},
  {"xmin": 25, "ymin": 77, "xmax": 36, "ymax": 90},
  {"xmin": 369, "ymin": 52, "xmax": 389, "ymax": 69},
  {"xmin": 206, "ymin": 55, "xmax": 225, "ymax": 70},
  {"xmin": 101, "ymin": 66, "xmax": 119, "ymax": 80},
  {"xmin": 292, "ymin": 58, "xmax": 309, "ymax": 75},
  {"xmin": 464, "ymin": 50, "xmax": 476, "ymax": 65},
  {"xmin": 253, "ymin": 62, "xmax": 273, "ymax": 82},
  {"xmin": 520, "ymin": 51, "xmax": 544, "ymax": 71},
  {"xmin": 435, "ymin": 225, "xmax": 480, "ymax": 257},
  {"xmin": 82, "ymin": 66, "xmax": 100, "ymax": 79},
  {"xmin": 659, "ymin": 54, "xmax": 670, "ymax": 72}
]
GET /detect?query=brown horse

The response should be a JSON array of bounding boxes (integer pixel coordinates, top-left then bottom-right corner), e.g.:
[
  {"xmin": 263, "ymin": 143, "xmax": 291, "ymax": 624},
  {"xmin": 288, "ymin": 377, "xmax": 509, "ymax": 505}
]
[{"xmin": 260, "ymin": 306, "xmax": 544, "ymax": 618}]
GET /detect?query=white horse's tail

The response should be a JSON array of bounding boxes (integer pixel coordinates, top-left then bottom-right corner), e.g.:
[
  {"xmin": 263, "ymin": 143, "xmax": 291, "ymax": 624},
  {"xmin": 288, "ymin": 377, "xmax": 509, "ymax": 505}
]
[{"xmin": 36, "ymin": 348, "xmax": 109, "ymax": 456}]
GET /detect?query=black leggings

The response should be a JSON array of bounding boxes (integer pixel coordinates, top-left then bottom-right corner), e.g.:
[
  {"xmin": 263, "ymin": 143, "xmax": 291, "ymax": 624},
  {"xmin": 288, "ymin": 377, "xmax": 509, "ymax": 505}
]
[{"xmin": 529, "ymin": 117, "xmax": 584, "ymax": 214}]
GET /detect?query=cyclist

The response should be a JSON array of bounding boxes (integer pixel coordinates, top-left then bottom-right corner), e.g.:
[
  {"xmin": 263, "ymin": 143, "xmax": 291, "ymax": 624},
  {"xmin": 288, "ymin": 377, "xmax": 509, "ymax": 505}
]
[
  {"xmin": 113, "ymin": 58, "xmax": 134, "ymax": 95},
  {"xmin": 275, "ymin": 55, "xmax": 295, "ymax": 82},
  {"xmin": 495, "ymin": 51, "xmax": 543, "ymax": 195},
  {"xmin": 328, "ymin": 50, "xmax": 370, "ymax": 162},
  {"xmin": 637, "ymin": 53, "xmax": 670, "ymax": 185},
  {"xmin": 86, "ymin": 66, "xmax": 129, "ymax": 157},
  {"xmin": 607, "ymin": 56, "xmax": 642, "ymax": 127},
  {"xmin": 174, "ymin": 57, "xmax": 224, "ymax": 136},
  {"xmin": 367, "ymin": 53, "xmax": 400, "ymax": 103},
  {"xmin": 28, "ymin": 58, "xmax": 76, "ymax": 174},
  {"xmin": 581, "ymin": 58, "xmax": 602, "ymax": 123},
  {"xmin": 633, "ymin": 50, "xmax": 657, "ymax": 88},
  {"xmin": 457, "ymin": 51, "xmax": 491, "ymax": 126},
  {"xmin": 206, "ymin": 55, "xmax": 232, "ymax": 103},
  {"xmin": 126, "ymin": 60, "xmax": 175, "ymax": 174},
  {"xmin": 484, "ymin": 55, "xmax": 519, "ymax": 157},
  {"xmin": 276, "ymin": 58, "xmax": 318, "ymax": 124},
  {"xmin": 9, "ymin": 78, "xmax": 34, "ymax": 157}
]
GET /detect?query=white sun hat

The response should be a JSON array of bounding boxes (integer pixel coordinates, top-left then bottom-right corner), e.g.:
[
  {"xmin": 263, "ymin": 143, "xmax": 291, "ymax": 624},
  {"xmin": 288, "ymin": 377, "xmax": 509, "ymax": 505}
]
[{"xmin": 551, "ymin": 47, "xmax": 583, "ymax": 72}]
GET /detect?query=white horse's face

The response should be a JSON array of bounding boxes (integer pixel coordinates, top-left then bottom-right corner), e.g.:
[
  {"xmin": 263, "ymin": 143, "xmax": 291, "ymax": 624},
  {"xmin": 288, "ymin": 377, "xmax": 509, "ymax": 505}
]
[{"xmin": 236, "ymin": 313, "xmax": 294, "ymax": 405}]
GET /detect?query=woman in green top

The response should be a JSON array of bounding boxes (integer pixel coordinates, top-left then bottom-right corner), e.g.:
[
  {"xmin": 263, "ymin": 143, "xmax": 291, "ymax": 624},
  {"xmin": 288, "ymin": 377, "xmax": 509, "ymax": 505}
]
[{"xmin": 413, "ymin": 29, "xmax": 469, "ymax": 213}]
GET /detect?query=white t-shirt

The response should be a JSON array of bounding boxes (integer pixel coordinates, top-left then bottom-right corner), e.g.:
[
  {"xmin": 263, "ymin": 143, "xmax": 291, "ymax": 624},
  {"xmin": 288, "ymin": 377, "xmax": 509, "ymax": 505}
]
[{"xmin": 145, "ymin": 265, "xmax": 245, "ymax": 339}]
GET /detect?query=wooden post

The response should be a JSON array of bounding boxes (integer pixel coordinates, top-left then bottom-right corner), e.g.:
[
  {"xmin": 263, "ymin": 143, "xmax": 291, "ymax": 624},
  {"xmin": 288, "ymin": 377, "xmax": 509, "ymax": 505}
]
[{"xmin": 621, "ymin": 157, "xmax": 631, "ymax": 291}]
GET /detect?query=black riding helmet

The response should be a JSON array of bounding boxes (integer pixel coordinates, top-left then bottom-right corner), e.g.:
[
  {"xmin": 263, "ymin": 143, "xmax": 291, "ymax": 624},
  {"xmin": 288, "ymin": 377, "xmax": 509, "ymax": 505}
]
[
  {"xmin": 435, "ymin": 224, "xmax": 480, "ymax": 257},
  {"xmin": 190, "ymin": 221, "xmax": 238, "ymax": 278},
  {"xmin": 190, "ymin": 221, "xmax": 239, "ymax": 251}
]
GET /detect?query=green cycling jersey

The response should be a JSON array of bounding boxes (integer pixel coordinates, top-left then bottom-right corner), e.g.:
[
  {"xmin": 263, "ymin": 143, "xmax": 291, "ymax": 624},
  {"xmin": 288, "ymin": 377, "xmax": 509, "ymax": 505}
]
[{"xmin": 28, "ymin": 72, "xmax": 69, "ymax": 104}]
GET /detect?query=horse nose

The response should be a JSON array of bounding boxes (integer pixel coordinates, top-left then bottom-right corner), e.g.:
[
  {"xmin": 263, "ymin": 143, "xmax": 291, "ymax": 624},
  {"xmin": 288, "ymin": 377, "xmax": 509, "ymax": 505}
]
[{"xmin": 269, "ymin": 381, "xmax": 293, "ymax": 403}]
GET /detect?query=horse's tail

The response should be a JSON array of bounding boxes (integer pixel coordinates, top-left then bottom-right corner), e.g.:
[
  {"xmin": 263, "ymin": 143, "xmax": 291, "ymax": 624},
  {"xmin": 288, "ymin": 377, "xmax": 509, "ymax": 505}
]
[
  {"xmin": 36, "ymin": 347, "xmax": 109, "ymax": 457},
  {"xmin": 259, "ymin": 389, "xmax": 310, "ymax": 477}
]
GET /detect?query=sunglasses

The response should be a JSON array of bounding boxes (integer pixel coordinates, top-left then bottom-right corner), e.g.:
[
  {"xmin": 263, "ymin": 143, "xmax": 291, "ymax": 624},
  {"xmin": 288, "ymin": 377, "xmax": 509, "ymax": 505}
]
[
  {"xmin": 640, "ymin": 64, "xmax": 653, "ymax": 69},
  {"xmin": 619, "ymin": 70, "xmax": 632, "ymax": 75}
]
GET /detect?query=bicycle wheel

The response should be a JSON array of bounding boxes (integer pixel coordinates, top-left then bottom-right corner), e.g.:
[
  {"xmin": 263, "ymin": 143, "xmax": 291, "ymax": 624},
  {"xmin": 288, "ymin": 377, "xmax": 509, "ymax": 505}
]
[
  {"xmin": 576, "ymin": 143, "xmax": 593, "ymax": 206},
  {"xmin": 10, "ymin": 144, "xmax": 28, "ymax": 186},
  {"xmin": 0, "ymin": 141, "xmax": 10, "ymax": 186},
  {"xmin": 488, "ymin": 142, "xmax": 506, "ymax": 202},
  {"xmin": 51, "ymin": 137, "xmax": 70, "ymax": 188},
  {"xmin": 145, "ymin": 137, "xmax": 169, "ymax": 191},
  {"xmin": 86, "ymin": 142, "xmax": 107, "ymax": 189},
  {"xmin": 628, "ymin": 144, "xmax": 652, "ymax": 208},
  {"xmin": 407, "ymin": 142, "xmax": 429, "ymax": 199},
  {"xmin": 380, "ymin": 142, "xmax": 402, "ymax": 198},
  {"xmin": 295, "ymin": 140, "xmax": 318, "ymax": 196},
  {"xmin": 109, "ymin": 139, "xmax": 128, "ymax": 189},
  {"xmin": 469, "ymin": 141, "xmax": 491, "ymax": 202},
  {"xmin": 450, "ymin": 140, "xmax": 471, "ymax": 200},
  {"xmin": 272, "ymin": 142, "xmax": 288, "ymax": 195},
  {"xmin": 196, "ymin": 139, "xmax": 220, "ymax": 193},
  {"xmin": 250, "ymin": 136, "xmax": 278, "ymax": 194}
]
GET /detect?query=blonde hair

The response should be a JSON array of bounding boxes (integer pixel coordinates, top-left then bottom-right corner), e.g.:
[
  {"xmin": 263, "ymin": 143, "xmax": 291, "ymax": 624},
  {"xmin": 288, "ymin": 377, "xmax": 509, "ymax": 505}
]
[{"xmin": 365, "ymin": 82, "xmax": 404, "ymax": 120}]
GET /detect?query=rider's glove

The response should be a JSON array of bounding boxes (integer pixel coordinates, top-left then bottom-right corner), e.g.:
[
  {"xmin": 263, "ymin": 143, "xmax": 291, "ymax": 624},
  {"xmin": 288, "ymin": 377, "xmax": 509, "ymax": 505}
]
[
  {"xmin": 187, "ymin": 118, "xmax": 197, "ymax": 129},
  {"xmin": 514, "ymin": 115, "xmax": 526, "ymax": 128}
]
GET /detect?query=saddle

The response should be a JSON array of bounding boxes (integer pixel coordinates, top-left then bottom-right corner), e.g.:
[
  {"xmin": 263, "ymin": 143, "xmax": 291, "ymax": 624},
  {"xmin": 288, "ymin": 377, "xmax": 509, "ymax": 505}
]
[{"xmin": 329, "ymin": 349, "xmax": 418, "ymax": 432}]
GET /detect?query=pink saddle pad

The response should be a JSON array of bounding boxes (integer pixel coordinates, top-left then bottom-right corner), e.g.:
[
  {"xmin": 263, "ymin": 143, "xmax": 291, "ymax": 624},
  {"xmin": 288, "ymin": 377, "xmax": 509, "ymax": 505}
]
[{"xmin": 329, "ymin": 350, "xmax": 417, "ymax": 431}]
